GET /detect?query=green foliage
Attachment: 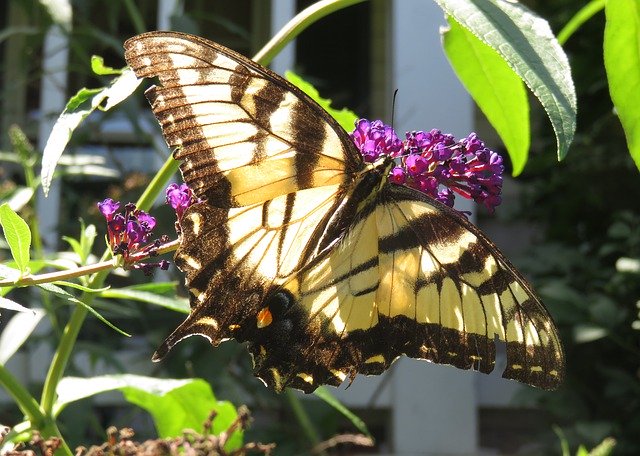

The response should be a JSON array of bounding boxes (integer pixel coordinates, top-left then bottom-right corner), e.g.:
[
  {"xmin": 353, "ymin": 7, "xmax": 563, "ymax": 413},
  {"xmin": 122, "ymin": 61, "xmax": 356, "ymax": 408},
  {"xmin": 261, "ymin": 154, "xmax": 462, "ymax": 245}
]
[
  {"xmin": 55, "ymin": 375, "xmax": 243, "ymax": 450},
  {"xmin": 603, "ymin": 0, "xmax": 640, "ymax": 169},
  {"xmin": 0, "ymin": 204, "xmax": 31, "ymax": 274},
  {"xmin": 286, "ymin": 71, "xmax": 359, "ymax": 132},
  {"xmin": 435, "ymin": 0, "xmax": 576, "ymax": 161},
  {"xmin": 442, "ymin": 17, "xmax": 530, "ymax": 175}
]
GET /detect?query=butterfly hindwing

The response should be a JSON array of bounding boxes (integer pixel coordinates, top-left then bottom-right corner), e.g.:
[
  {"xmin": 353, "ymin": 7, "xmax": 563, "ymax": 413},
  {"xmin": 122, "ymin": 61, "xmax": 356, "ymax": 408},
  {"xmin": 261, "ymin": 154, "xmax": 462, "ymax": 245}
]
[
  {"xmin": 124, "ymin": 31, "xmax": 361, "ymax": 208},
  {"xmin": 249, "ymin": 184, "xmax": 563, "ymax": 392}
]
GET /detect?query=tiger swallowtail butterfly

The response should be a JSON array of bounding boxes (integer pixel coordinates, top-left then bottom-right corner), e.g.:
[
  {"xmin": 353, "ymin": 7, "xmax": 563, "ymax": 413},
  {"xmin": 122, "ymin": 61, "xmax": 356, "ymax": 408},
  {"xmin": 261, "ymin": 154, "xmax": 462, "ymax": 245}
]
[{"xmin": 124, "ymin": 31, "xmax": 564, "ymax": 393}]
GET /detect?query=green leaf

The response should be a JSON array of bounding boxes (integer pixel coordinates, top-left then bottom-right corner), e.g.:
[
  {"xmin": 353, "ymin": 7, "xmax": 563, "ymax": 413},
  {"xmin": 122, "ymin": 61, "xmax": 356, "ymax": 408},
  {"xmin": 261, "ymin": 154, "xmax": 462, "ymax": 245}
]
[
  {"xmin": 0, "ymin": 308, "xmax": 45, "ymax": 364},
  {"xmin": 0, "ymin": 204, "xmax": 32, "ymax": 274},
  {"xmin": 434, "ymin": 0, "xmax": 576, "ymax": 160},
  {"xmin": 313, "ymin": 386, "xmax": 371, "ymax": 437},
  {"xmin": 91, "ymin": 55, "xmax": 122, "ymax": 76},
  {"xmin": 285, "ymin": 71, "xmax": 359, "ymax": 132},
  {"xmin": 576, "ymin": 445, "xmax": 589, "ymax": 456},
  {"xmin": 556, "ymin": 0, "xmax": 605, "ymax": 45},
  {"xmin": 590, "ymin": 437, "xmax": 616, "ymax": 456},
  {"xmin": 37, "ymin": 283, "xmax": 130, "ymax": 336},
  {"xmin": 40, "ymin": 69, "xmax": 143, "ymax": 196},
  {"xmin": 99, "ymin": 287, "xmax": 190, "ymax": 314},
  {"xmin": 443, "ymin": 17, "xmax": 529, "ymax": 175},
  {"xmin": 0, "ymin": 296, "xmax": 33, "ymax": 313},
  {"xmin": 604, "ymin": 0, "xmax": 640, "ymax": 170},
  {"xmin": 55, "ymin": 375, "xmax": 242, "ymax": 450}
]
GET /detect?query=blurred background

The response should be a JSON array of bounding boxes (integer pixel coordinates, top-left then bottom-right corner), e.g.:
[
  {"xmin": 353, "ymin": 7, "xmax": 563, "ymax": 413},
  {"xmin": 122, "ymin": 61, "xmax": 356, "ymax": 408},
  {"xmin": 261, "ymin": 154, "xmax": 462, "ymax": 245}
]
[{"xmin": 1, "ymin": 0, "xmax": 639, "ymax": 454}]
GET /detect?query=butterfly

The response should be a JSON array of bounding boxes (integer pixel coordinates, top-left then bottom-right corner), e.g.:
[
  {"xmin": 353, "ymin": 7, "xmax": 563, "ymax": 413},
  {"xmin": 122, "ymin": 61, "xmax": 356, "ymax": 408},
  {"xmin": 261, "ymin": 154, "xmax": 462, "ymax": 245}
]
[{"xmin": 123, "ymin": 31, "xmax": 564, "ymax": 393}]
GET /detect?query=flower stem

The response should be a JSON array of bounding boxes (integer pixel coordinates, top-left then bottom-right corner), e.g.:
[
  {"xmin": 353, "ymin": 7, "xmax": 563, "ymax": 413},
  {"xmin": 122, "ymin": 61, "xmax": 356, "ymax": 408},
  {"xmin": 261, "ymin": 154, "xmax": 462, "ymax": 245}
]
[
  {"xmin": 136, "ymin": 153, "xmax": 180, "ymax": 212},
  {"xmin": 0, "ymin": 239, "xmax": 180, "ymax": 287},
  {"xmin": 252, "ymin": 0, "xmax": 367, "ymax": 65}
]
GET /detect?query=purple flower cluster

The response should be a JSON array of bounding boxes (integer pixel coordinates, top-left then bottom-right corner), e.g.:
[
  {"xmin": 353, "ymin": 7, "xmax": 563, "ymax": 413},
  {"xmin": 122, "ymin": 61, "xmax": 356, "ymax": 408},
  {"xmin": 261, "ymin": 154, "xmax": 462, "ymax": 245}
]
[
  {"xmin": 97, "ymin": 198, "xmax": 169, "ymax": 275},
  {"xmin": 350, "ymin": 119, "xmax": 504, "ymax": 212},
  {"xmin": 350, "ymin": 119, "xmax": 403, "ymax": 162}
]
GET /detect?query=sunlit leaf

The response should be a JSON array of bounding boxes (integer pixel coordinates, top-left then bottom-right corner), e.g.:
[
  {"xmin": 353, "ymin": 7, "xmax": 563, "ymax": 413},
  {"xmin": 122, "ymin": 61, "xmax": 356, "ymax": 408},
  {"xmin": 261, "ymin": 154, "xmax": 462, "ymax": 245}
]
[
  {"xmin": 40, "ymin": 69, "xmax": 142, "ymax": 196},
  {"xmin": 434, "ymin": 0, "xmax": 576, "ymax": 160},
  {"xmin": 99, "ymin": 288, "xmax": 189, "ymax": 314},
  {"xmin": 55, "ymin": 375, "xmax": 243, "ymax": 450},
  {"xmin": 91, "ymin": 55, "xmax": 122, "ymax": 76},
  {"xmin": 604, "ymin": 0, "xmax": 640, "ymax": 169},
  {"xmin": 443, "ymin": 17, "xmax": 529, "ymax": 175},
  {"xmin": 0, "ymin": 204, "xmax": 31, "ymax": 274}
]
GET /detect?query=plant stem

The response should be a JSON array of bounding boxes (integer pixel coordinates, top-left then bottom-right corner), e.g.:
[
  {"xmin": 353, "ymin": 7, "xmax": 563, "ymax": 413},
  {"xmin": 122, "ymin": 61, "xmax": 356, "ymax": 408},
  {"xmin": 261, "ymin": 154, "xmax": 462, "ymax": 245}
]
[
  {"xmin": 252, "ymin": 0, "xmax": 367, "ymax": 65},
  {"xmin": 136, "ymin": 154, "xmax": 180, "ymax": 212},
  {"xmin": 39, "ymin": 286, "xmax": 99, "ymax": 416},
  {"xmin": 0, "ymin": 239, "xmax": 180, "ymax": 287},
  {"xmin": 0, "ymin": 364, "xmax": 45, "ymax": 426}
]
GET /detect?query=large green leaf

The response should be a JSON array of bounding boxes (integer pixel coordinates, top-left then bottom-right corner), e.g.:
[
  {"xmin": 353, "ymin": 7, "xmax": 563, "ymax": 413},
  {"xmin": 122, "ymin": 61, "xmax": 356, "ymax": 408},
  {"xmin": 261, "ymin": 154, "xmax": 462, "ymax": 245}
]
[
  {"xmin": 55, "ymin": 375, "xmax": 242, "ymax": 450},
  {"xmin": 604, "ymin": 0, "xmax": 640, "ymax": 169},
  {"xmin": 434, "ymin": 0, "xmax": 576, "ymax": 160},
  {"xmin": 443, "ymin": 16, "xmax": 529, "ymax": 175}
]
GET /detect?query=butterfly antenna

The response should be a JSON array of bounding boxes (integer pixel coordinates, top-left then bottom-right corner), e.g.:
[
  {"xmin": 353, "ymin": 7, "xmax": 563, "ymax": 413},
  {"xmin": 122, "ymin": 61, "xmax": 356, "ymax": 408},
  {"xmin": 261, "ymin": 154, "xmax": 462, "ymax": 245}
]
[{"xmin": 391, "ymin": 89, "xmax": 399, "ymax": 131}]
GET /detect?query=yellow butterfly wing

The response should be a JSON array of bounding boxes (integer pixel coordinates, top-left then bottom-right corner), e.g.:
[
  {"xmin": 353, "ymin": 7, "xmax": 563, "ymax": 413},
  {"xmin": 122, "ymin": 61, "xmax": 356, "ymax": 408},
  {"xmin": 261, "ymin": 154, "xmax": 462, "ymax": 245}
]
[{"xmin": 124, "ymin": 31, "xmax": 360, "ymax": 207}]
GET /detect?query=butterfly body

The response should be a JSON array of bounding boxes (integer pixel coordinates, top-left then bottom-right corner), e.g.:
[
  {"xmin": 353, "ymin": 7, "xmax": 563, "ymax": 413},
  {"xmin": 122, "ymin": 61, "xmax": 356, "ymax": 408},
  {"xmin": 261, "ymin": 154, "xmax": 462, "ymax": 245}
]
[{"xmin": 124, "ymin": 31, "xmax": 564, "ymax": 393}]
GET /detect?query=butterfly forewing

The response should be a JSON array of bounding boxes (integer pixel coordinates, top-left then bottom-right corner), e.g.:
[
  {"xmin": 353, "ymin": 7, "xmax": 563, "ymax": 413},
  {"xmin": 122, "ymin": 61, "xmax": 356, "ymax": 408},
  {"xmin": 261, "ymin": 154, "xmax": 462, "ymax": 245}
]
[{"xmin": 124, "ymin": 32, "xmax": 361, "ymax": 207}]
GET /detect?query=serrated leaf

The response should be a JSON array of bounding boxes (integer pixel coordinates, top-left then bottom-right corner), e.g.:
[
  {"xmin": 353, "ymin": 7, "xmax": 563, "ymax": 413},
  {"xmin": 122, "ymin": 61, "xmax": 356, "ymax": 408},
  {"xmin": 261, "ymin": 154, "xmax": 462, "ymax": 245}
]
[
  {"xmin": 91, "ymin": 55, "xmax": 122, "ymax": 76},
  {"xmin": 443, "ymin": 16, "xmax": 529, "ymax": 175},
  {"xmin": 55, "ymin": 375, "xmax": 242, "ymax": 450},
  {"xmin": 434, "ymin": 0, "xmax": 576, "ymax": 160},
  {"xmin": 99, "ymin": 288, "xmax": 189, "ymax": 314},
  {"xmin": 285, "ymin": 71, "xmax": 359, "ymax": 132},
  {"xmin": 0, "ymin": 308, "xmax": 45, "ymax": 364},
  {"xmin": 604, "ymin": 0, "xmax": 640, "ymax": 170},
  {"xmin": 0, "ymin": 204, "xmax": 31, "ymax": 274},
  {"xmin": 314, "ymin": 386, "xmax": 371, "ymax": 437},
  {"xmin": 40, "ymin": 69, "xmax": 142, "ymax": 196}
]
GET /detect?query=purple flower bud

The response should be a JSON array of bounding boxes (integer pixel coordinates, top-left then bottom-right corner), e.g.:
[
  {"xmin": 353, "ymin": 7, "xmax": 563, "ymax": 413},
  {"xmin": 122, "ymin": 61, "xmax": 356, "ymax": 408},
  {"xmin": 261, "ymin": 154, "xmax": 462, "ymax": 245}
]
[
  {"xmin": 98, "ymin": 198, "xmax": 120, "ymax": 221},
  {"xmin": 389, "ymin": 166, "xmax": 406, "ymax": 184},
  {"xmin": 166, "ymin": 183, "xmax": 195, "ymax": 219},
  {"xmin": 137, "ymin": 211, "xmax": 157, "ymax": 233},
  {"xmin": 405, "ymin": 154, "xmax": 428, "ymax": 176}
]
